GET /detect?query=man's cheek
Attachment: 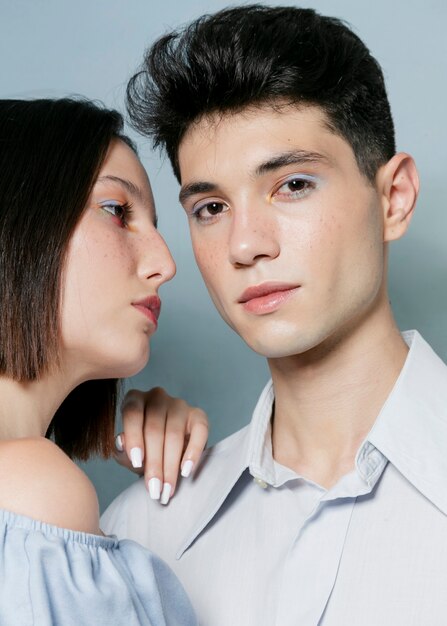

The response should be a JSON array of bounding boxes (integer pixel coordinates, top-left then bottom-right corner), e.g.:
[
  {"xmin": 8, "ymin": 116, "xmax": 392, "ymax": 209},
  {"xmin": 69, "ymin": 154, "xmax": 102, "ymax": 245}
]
[{"xmin": 194, "ymin": 244, "xmax": 221, "ymax": 275}]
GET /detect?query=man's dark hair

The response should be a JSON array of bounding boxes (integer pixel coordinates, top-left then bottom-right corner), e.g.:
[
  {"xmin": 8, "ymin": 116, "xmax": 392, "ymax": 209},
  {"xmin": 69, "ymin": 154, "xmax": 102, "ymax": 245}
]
[
  {"xmin": 0, "ymin": 98, "xmax": 131, "ymax": 460},
  {"xmin": 127, "ymin": 4, "xmax": 395, "ymax": 183}
]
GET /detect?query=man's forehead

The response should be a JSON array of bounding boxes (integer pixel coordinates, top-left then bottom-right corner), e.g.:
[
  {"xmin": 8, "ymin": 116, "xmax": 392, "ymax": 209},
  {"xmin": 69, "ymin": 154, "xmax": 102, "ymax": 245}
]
[
  {"xmin": 177, "ymin": 103, "xmax": 346, "ymax": 185},
  {"xmin": 180, "ymin": 101, "xmax": 332, "ymax": 144}
]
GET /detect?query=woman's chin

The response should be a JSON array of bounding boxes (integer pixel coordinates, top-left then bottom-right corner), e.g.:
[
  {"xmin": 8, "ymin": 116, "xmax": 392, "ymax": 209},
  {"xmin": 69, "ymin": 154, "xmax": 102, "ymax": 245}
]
[
  {"xmin": 91, "ymin": 346, "xmax": 151, "ymax": 380},
  {"xmin": 117, "ymin": 351, "xmax": 151, "ymax": 379}
]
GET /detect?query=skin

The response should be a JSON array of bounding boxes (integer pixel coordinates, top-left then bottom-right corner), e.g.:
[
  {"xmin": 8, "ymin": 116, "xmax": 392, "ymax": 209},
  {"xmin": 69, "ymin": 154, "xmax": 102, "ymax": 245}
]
[
  {"xmin": 116, "ymin": 386, "xmax": 208, "ymax": 502},
  {"xmin": 171, "ymin": 103, "xmax": 419, "ymax": 487},
  {"xmin": 0, "ymin": 140, "xmax": 181, "ymax": 529},
  {"xmin": 0, "ymin": 139, "xmax": 176, "ymax": 437},
  {"xmin": 61, "ymin": 139, "xmax": 176, "ymax": 382}
]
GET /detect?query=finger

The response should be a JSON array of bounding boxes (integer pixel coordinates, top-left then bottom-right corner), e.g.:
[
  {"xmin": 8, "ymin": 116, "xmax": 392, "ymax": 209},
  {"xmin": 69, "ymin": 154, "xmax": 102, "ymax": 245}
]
[
  {"xmin": 142, "ymin": 388, "xmax": 168, "ymax": 501},
  {"xmin": 161, "ymin": 400, "xmax": 192, "ymax": 504},
  {"xmin": 115, "ymin": 432, "xmax": 124, "ymax": 453},
  {"xmin": 120, "ymin": 390, "xmax": 147, "ymax": 472},
  {"xmin": 113, "ymin": 432, "xmax": 130, "ymax": 468},
  {"xmin": 181, "ymin": 409, "xmax": 209, "ymax": 478},
  {"xmin": 112, "ymin": 432, "xmax": 141, "ymax": 474}
]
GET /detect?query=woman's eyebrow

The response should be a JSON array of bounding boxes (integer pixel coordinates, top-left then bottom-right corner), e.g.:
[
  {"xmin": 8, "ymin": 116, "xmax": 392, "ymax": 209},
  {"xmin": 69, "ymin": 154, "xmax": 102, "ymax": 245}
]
[{"xmin": 97, "ymin": 175, "xmax": 145, "ymax": 202}]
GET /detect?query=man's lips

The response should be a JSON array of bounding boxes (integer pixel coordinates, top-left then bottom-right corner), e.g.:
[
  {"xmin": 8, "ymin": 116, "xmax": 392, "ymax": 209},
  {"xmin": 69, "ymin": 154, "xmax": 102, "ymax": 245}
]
[
  {"xmin": 132, "ymin": 295, "xmax": 161, "ymax": 326},
  {"xmin": 238, "ymin": 282, "xmax": 300, "ymax": 314}
]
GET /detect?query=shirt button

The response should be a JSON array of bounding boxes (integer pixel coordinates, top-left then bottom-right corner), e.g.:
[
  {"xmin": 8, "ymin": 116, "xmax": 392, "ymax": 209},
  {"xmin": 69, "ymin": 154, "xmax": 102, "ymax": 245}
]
[{"xmin": 253, "ymin": 476, "xmax": 269, "ymax": 489}]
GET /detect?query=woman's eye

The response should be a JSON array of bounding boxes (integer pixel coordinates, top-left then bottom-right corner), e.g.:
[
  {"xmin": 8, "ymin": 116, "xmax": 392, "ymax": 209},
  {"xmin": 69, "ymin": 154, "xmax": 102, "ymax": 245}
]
[
  {"xmin": 273, "ymin": 175, "xmax": 318, "ymax": 201},
  {"xmin": 100, "ymin": 201, "xmax": 132, "ymax": 226},
  {"xmin": 192, "ymin": 201, "xmax": 228, "ymax": 222}
]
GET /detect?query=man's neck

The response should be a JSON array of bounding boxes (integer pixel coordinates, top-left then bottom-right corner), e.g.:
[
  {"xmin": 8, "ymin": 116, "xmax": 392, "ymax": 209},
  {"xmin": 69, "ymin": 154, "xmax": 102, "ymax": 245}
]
[{"xmin": 268, "ymin": 308, "xmax": 408, "ymax": 488}]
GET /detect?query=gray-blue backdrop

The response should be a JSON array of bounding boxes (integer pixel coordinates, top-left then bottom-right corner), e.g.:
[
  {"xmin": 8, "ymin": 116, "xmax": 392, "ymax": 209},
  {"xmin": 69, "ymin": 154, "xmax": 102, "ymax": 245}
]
[{"xmin": 1, "ymin": 0, "xmax": 446, "ymax": 510}]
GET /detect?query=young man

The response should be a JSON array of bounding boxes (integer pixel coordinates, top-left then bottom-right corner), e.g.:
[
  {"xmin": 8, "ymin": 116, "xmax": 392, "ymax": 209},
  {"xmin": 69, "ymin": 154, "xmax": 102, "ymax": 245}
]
[{"xmin": 102, "ymin": 6, "xmax": 447, "ymax": 625}]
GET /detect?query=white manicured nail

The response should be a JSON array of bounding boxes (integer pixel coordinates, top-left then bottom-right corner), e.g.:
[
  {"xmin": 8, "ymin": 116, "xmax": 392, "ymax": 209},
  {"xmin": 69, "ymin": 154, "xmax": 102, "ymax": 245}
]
[
  {"xmin": 148, "ymin": 477, "xmax": 161, "ymax": 500},
  {"xmin": 115, "ymin": 434, "xmax": 124, "ymax": 452},
  {"xmin": 181, "ymin": 460, "xmax": 194, "ymax": 478},
  {"xmin": 160, "ymin": 483, "xmax": 172, "ymax": 505},
  {"xmin": 130, "ymin": 447, "xmax": 143, "ymax": 468}
]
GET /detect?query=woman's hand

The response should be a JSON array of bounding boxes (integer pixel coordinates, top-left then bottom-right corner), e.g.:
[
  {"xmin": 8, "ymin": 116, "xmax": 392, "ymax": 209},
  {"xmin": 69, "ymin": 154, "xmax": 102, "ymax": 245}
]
[{"xmin": 114, "ymin": 387, "xmax": 208, "ymax": 505}]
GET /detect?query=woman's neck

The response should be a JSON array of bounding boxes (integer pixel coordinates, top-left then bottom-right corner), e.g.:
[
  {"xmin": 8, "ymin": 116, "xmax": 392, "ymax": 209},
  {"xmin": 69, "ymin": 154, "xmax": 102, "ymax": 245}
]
[{"xmin": 0, "ymin": 370, "xmax": 76, "ymax": 440}]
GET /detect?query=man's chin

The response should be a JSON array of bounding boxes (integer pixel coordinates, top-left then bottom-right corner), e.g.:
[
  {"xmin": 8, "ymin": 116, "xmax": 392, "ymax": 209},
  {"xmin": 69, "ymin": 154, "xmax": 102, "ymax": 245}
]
[
  {"xmin": 239, "ymin": 324, "xmax": 339, "ymax": 360},
  {"xmin": 241, "ymin": 335, "xmax": 312, "ymax": 359}
]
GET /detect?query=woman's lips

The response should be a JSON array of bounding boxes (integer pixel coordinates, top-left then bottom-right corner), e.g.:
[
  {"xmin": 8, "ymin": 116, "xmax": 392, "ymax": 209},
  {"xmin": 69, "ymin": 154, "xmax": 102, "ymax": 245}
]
[
  {"xmin": 238, "ymin": 283, "xmax": 300, "ymax": 315},
  {"xmin": 132, "ymin": 296, "xmax": 161, "ymax": 327}
]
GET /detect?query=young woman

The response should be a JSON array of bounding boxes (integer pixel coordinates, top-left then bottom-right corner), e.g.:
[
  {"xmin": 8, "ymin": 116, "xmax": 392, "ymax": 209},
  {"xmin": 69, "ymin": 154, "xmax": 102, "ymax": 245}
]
[{"xmin": 0, "ymin": 98, "xmax": 202, "ymax": 625}]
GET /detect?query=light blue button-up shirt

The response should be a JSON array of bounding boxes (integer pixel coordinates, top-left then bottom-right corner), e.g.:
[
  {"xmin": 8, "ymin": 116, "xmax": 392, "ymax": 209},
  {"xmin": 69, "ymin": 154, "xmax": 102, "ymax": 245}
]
[{"xmin": 102, "ymin": 331, "xmax": 447, "ymax": 625}]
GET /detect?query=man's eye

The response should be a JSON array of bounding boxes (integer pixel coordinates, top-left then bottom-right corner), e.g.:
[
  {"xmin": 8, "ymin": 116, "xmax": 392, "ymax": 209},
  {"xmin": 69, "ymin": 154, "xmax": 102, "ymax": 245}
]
[
  {"xmin": 273, "ymin": 175, "xmax": 318, "ymax": 200},
  {"xmin": 283, "ymin": 179, "xmax": 308, "ymax": 193},
  {"xmin": 192, "ymin": 201, "xmax": 228, "ymax": 222}
]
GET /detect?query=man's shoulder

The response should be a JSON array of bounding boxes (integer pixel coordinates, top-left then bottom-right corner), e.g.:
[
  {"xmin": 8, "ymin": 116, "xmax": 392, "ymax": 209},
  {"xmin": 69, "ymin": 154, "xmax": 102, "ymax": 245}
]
[
  {"xmin": 101, "ymin": 424, "xmax": 250, "ymax": 541},
  {"xmin": 201, "ymin": 422, "xmax": 250, "ymax": 460},
  {"xmin": 370, "ymin": 331, "xmax": 447, "ymax": 516}
]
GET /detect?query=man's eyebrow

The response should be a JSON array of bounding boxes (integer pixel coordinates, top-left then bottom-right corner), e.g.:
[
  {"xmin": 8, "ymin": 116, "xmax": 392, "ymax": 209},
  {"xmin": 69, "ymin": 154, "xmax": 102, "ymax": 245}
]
[
  {"xmin": 179, "ymin": 182, "xmax": 217, "ymax": 205},
  {"xmin": 254, "ymin": 150, "xmax": 331, "ymax": 176},
  {"xmin": 96, "ymin": 175, "xmax": 158, "ymax": 227}
]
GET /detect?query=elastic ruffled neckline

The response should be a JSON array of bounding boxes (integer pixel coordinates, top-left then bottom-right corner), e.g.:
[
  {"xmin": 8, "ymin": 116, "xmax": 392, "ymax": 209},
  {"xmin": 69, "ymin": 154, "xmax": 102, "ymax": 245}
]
[{"xmin": 0, "ymin": 507, "xmax": 119, "ymax": 548}]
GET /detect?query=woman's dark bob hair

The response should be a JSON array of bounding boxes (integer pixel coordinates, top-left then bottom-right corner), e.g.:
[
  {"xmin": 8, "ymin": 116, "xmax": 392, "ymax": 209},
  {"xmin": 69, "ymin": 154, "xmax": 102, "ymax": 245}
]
[{"xmin": 0, "ymin": 98, "xmax": 132, "ymax": 460}]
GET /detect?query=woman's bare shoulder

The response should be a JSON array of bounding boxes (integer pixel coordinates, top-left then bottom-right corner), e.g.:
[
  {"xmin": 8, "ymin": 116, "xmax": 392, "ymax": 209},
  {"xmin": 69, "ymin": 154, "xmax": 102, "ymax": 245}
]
[{"xmin": 0, "ymin": 437, "xmax": 100, "ymax": 534}]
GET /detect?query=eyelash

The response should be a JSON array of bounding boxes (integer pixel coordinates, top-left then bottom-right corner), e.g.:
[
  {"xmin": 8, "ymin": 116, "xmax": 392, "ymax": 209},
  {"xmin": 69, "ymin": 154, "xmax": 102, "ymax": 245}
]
[
  {"xmin": 191, "ymin": 201, "xmax": 228, "ymax": 224},
  {"xmin": 271, "ymin": 174, "xmax": 318, "ymax": 201},
  {"xmin": 101, "ymin": 201, "xmax": 133, "ymax": 227},
  {"xmin": 190, "ymin": 174, "xmax": 318, "ymax": 224}
]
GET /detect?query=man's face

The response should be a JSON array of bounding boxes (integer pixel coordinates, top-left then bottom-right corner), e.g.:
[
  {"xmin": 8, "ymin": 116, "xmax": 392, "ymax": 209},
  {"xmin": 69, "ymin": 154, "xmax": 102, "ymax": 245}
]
[{"xmin": 178, "ymin": 105, "xmax": 386, "ymax": 358}]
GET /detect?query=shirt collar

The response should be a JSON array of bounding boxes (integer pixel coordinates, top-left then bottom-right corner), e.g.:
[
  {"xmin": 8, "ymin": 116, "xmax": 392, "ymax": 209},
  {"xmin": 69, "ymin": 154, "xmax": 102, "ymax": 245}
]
[
  {"xmin": 176, "ymin": 383, "xmax": 276, "ymax": 558},
  {"xmin": 176, "ymin": 425, "xmax": 250, "ymax": 559},
  {"xmin": 246, "ymin": 380, "xmax": 389, "ymax": 497},
  {"xmin": 367, "ymin": 330, "xmax": 447, "ymax": 515},
  {"xmin": 177, "ymin": 330, "xmax": 447, "ymax": 557},
  {"xmin": 246, "ymin": 380, "xmax": 277, "ymax": 485},
  {"xmin": 248, "ymin": 330, "xmax": 447, "ymax": 512}
]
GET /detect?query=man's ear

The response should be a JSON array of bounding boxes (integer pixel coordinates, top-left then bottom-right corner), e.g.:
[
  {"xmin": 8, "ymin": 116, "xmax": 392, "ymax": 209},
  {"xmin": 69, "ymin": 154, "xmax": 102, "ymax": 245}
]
[{"xmin": 376, "ymin": 153, "xmax": 419, "ymax": 242}]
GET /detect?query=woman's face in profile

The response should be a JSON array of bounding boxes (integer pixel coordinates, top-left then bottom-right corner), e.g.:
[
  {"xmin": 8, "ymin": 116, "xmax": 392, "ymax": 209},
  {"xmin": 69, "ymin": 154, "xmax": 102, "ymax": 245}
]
[{"xmin": 59, "ymin": 139, "xmax": 176, "ymax": 382}]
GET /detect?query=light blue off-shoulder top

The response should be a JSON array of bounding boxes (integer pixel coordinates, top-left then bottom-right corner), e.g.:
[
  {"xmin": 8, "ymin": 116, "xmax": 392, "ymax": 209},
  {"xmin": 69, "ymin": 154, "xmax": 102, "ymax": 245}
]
[{"xmin": 0, "ymin": 508, "xmax": 197, "ymax": 626}]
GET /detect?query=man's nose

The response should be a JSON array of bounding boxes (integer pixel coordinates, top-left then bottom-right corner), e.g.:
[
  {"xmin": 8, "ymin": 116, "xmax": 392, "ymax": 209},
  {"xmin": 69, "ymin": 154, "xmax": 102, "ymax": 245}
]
[{"xmin": 228, "ymin": 203, "xmax": 280, "ymax": 267}]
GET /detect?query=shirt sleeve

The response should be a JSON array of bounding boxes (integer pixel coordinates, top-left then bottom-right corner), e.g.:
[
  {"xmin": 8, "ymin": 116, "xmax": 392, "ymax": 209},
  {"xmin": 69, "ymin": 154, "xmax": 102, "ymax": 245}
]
[{"xmin": 0, "ymin": 509, "xmax": 197, "ymax": 626}]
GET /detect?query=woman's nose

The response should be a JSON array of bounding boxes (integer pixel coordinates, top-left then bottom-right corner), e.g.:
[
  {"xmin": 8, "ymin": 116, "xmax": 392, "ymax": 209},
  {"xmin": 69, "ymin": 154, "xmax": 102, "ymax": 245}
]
[{"xmin": 137, "ymin": 230, "xmax": 176, "ymax": 285}]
